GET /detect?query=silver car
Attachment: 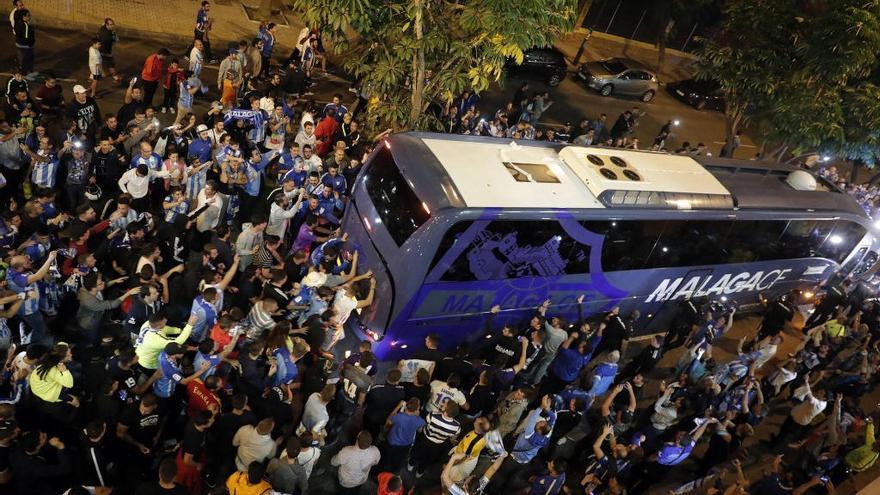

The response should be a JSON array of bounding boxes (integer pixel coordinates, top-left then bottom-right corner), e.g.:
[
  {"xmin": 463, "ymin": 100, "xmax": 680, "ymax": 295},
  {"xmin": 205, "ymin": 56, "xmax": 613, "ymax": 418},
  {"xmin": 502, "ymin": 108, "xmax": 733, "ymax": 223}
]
[{"xmin": 577, "ymin": 57, "xmax": 659, "ymax": 102}]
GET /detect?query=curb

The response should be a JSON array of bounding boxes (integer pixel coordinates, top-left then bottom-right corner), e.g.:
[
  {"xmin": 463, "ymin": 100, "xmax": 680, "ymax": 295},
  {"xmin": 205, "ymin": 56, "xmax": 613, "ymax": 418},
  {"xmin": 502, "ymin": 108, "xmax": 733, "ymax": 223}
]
[{"xmin": 21, "ymin": 14, "xmax": 275, "ymax": 51}]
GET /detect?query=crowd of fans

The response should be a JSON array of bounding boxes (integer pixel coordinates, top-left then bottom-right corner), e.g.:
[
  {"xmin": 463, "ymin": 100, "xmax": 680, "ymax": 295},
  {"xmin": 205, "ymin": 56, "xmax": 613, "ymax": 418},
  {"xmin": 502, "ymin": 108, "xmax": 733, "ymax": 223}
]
[
  {"xmin": 0, "ymin": 2, "xmax": 879, "ymax": 495},
  {"xmin": 817, "ymin": 166, "xmax": 880, "ymax": 219}
]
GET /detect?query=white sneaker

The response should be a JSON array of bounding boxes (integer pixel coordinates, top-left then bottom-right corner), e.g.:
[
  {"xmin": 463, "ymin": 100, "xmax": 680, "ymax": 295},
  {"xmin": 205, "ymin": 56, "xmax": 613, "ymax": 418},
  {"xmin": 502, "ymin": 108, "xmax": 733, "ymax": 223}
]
[
  {"xmin": 161, "ymin": 107, "xmax": 167, "ymax": 113},
  {"xmin": 170, "ymin": 107, "xmax": 175, "ymax": 114}
]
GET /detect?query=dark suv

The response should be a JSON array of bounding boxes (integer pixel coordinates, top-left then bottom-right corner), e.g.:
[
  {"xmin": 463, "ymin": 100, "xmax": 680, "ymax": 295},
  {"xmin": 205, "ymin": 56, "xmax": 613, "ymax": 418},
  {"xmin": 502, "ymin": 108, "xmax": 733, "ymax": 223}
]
[{"xmin": 504, "ymin": 47, "xmax": 568, "ymax": 87}]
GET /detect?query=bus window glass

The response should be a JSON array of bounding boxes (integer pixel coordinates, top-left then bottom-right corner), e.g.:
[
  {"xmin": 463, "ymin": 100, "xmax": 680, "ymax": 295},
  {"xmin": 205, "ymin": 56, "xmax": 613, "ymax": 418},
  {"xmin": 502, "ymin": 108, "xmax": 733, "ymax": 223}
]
[
  {"xmin": 428, "ymin": 221, "xmax": 474, "ymax": 273},
  {"xmin": 584, "ymin": 220, "xmax": 660, "ymax": 272},
  {"xmin": 778, "ymin": 221, "xmax": 816, "ymax": 259},
  {"xmin": 723, "ymin": 220, "xmax": 787, "ymax": 263},
  {"xmin": 818, "ymin": 221, "xmax": 867, "ymax": 263},
  {"xmin": 441, "ymin": 221, "xmax": 592, "ymax": 281},
  {"xmin": 646, "ymin": 221, "xmax": 731, "ymax": 269},
  {"xmin": 364, "ymin": 146, "xmax": 431, "ymax": 246}
]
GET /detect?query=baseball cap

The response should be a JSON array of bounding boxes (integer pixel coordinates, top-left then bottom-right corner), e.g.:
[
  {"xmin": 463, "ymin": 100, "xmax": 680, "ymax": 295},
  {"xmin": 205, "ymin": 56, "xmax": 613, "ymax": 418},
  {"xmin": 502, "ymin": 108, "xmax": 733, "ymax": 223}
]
[
  {"xmin": 72, "ymin": 85, "xmax": 87, "ymax": 94},
  {"xmin": 196, "ymin": 124, "xmax": 209, "ymax": 133}
]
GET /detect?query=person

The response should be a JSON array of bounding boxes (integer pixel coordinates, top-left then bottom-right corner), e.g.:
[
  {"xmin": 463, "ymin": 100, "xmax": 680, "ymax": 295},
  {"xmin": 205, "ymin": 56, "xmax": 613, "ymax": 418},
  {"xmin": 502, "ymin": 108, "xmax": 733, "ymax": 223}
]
[
  {"xmin": 226, "ymin": 461, "xmax": 273, "ymax": 495},
  {"xmin": 232, "ymin": 418, "xmax": 278, "ymax": 471},
  {"xmin": 66, "ymin": 84, "xmax": 101, "ymax": 142},
  {"xmin": 87, "ymin": 38, "xmax": 102, "ymax": 98},
  {"xmin": 258, "ymin": 22, "xmax": 276, "ymax": 79},
  {"xmin": 409, "ymin": 401, "xmax": 461, "ymax": 475},
  {"xmin": 13, "ymin": 9, "xmax": 34, "ymax": 76},
  {"xmin": 193, "ymin": 1, "xmax": 214, "ymax": 63},
  {"xmin": 845, "ymin": 416, "xmax": 879, "ymax": 472},
  {"xmin": 7, "ymin": 251, "xmax": 57, "ymax": 346},
  {"xmin": 488, "ymin": 395, "xmax": 557, "ymax": 493},
  {"xmin": 267, "ymin": 436, "xmax": 309, "ymax": 494},
  {"xmin": 140, "ymin": 48, "xmax": 169, "ymax": 107},
  {"xmin": 96, "ymin": 18, "xmax": 121, "ymax": 83},
  {"xmin": 331, "ymin": 430, "xmax": 381, "ymax": 494},
  {"xmin": 134, "ymin": 458, "xmax": 188, "ymax": 495}
]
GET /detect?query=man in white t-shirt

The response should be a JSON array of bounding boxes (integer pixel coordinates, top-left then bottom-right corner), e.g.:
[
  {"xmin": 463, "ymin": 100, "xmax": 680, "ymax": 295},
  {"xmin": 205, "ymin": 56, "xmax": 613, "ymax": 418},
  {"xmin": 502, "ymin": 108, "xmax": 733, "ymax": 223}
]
[
  {"xmin": 427, "ymin": 374, "xmax": 469, "ymax": 414},
  {"xmin": 330, "ymin": 431, "xmax": 380, "ymax": 490}
]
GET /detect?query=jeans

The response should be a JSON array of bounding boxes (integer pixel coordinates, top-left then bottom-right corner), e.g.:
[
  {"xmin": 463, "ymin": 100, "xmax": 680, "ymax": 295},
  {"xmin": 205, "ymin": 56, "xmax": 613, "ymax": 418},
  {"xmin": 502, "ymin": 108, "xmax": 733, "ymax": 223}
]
[{"xmin": 16, "ymin": 46, "xmax": 34, "ymax": 74}]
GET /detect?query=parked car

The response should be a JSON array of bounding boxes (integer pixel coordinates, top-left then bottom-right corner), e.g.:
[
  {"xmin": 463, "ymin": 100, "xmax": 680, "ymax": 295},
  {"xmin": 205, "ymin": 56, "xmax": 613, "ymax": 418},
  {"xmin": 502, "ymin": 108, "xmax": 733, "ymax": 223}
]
[
  {"xmin": 576, "ymin": 57, "xmax": 659, "ymax": 102},
  {"xmin": 667, "ymin": 78, "xmax": 726, "ymax": 111},
  {"xmin": 505, "ymin": 47, "xmax": 568, "ymax": 87}
]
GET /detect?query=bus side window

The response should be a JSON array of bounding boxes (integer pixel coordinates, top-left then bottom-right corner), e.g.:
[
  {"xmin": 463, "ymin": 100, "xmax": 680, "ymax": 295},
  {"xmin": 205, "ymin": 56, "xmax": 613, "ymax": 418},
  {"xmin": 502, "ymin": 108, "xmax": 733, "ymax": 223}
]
[
  {"xmin": 583, "ymin": 220, "xmax": 659, "ymax": 272},
  {"xmin": 817, "ymin": 220, "xmax": 867, "ymax": 263},
  {"xmin": 428, "ymin": 221, "xmax": 474, "ymax": 275},
  {"xmin": 439, "ymin": 220, "xmax": 593, "ymax": 281},
  {"xmin": 646, "ymin": 220, "xmax": 732, "ymax": 269}
]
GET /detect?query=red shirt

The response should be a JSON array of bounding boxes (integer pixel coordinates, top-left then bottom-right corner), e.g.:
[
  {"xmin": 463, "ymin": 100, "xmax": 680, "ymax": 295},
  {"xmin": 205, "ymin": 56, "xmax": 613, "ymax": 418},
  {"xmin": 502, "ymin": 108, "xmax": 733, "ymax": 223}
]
[
  {"xmin": 210, "ymin": 323, "xmax": 239, "ymax": 358},
  {"xmin": 314, "ymin": 117, "xmax": 338, "ymax": 157},
  {"xmin": 377, "ymin": 472, "xmax": 403, "ymax": 495},
  {"xmin": 141, "ymin": 53, "xmax": 165, "ymax": 82},
  {"xmin": 61, "ymin": 219, "xmax": 110, "ymax": 276},
  {"xmin": 186, "ymin": 379, "xmax": 221, "ymax": 417}
]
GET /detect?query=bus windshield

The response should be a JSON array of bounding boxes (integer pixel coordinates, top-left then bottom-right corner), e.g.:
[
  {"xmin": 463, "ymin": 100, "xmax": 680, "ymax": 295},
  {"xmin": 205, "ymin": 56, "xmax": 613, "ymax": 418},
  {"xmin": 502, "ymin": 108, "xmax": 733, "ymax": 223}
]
[{"xmin": 364, "ymin": 146, "xmax": 431, "ymax": 246}]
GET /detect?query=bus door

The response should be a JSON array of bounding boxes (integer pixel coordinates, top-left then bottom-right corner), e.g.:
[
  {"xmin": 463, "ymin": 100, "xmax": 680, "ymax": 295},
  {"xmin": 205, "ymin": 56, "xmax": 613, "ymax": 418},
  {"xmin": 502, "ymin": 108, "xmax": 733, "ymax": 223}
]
[{"xmin": 641, "ymin": 267, "xmax": 714, "ymax": 334}]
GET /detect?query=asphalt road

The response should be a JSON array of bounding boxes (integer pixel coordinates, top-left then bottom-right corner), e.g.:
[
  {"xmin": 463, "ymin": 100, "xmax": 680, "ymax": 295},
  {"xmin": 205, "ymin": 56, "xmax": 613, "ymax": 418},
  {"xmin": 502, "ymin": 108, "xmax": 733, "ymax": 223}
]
[
  {"xmin": 481, "ymin": 70, "xmax": 754, "ymax": 157},
  {"xmin": 0, "ymin": 25, "xmax": 746, "ymax": 158}
]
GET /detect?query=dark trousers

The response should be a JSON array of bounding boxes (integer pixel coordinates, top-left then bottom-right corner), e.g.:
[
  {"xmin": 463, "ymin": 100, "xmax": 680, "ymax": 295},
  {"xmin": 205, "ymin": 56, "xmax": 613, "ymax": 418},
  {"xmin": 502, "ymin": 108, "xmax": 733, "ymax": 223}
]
[
  {"xmin": 775, "ymin": 415, "xmax": 810, "ymax": 444},
  {"xmin": 804, "ymin": 303, "xmax": 836, "ymax": 329},
  {"xmin": 664, "ymin": 325, "xmax": 689, "ymax": 350},
  {"xmin": 408, "ymin": 435, "xmax": 449, "ymax": 473},
  {"xmin": 162, "ymin": 84, "xmax": 179, "ymax": 110},
  {"xmin": 260, "ymin": 54, "xmax": 271, "ymax": 78},
  {"xmin": 131, "ymin": 195, "xmax": 150, "ymax": 214},
  {"xmin": 142, "ymin": 80, "xmax": 159, "ymax": 107},
  {"xmin": 380, "ymin": 443, "xmax": 411, "ymax": 473},
  {"xmin": 65, "ymin": 182, "xmax": 84, "ymax": 210},
  {"xmin": 17, "ymin": 46, "xmax": 34, "ymax": 74},
  {"xmin": 485, "ymin": 457, "xmax": 534, "ymax": 494}
]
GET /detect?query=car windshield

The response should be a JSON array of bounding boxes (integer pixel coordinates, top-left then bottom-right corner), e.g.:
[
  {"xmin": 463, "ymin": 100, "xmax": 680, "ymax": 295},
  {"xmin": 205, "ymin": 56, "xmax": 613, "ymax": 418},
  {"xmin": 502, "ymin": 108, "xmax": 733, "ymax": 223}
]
[{"xmin": 600, "ymin": 59, "xmax": 629, "ymax": 74}]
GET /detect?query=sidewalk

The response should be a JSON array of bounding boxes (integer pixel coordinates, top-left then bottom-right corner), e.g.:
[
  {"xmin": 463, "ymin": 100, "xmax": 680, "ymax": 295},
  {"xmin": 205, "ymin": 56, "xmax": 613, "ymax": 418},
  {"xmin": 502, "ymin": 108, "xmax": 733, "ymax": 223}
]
[
  {"xmin": 12, "ymin": 2, "xmax": 696, "ymax": 84},
  {"xmin": 555, "ymin": 29, "xmax": 698, "ymax": 83},
  {"xmin": 7, "ymin": 0, "xmax": 305, "ymax": 50}
]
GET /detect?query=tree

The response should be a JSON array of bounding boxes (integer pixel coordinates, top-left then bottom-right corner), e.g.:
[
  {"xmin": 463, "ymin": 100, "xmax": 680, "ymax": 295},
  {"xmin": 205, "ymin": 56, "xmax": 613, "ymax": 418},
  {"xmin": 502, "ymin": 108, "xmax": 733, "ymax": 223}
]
[
  {"xmin": 695, "ymin": 0, "xmax": 880, "ymax": 161},
  {"xmin": 647, "ymin": 0, "xmax": 711, "ymax": 69},
  {"xmin": 293, "ymin": 0, "xmax": 577, "ymax": 130},
  {"xmin": 575, "ymin": 0, "xmax": 594, "ymax": 30}
]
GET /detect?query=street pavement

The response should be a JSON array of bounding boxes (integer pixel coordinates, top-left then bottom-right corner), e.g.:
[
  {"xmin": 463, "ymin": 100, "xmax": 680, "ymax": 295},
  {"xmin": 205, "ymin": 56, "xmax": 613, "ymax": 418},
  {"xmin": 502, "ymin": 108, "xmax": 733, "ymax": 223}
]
[
  {"xmin": 0, "ymin": 17, "xmax": 750, "ymax": 158},
  {"xmin": 1, "ymin": 8, "xmax": 876, "ymax": 495}
]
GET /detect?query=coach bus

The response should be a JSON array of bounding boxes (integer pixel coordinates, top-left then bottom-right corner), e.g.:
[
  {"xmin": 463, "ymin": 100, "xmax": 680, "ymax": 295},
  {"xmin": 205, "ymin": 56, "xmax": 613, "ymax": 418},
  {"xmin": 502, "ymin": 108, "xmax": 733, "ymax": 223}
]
[{"xmin": 340, "ymin": 133, "xmax": 876, "ymax": 359}]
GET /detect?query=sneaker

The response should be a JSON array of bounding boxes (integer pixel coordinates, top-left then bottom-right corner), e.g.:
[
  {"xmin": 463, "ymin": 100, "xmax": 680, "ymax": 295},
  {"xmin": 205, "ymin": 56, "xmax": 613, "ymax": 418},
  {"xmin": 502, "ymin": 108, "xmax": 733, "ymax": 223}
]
[
  {"xmin": 170, "ymin": 107, "xmax": 175, "ymax": 114},
  {"xmin": 348, "ymin": 87, "xmax": 358, "ymax": 94},
  {"xmin": 161, "ymin": 107, "xmax": 166, "ymax": 113}
]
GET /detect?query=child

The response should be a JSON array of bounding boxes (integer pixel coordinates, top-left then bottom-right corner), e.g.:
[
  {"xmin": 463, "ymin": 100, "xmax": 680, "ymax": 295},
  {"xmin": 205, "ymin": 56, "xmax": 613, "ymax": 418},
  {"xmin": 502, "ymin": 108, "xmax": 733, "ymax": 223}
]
[
  {"xmin": 87, "ymin": 38, "xmax": 103, "ymax": 98},
  {"xmin": 162, "ymin": 58, "xmax": 184, "ymax": 114}
]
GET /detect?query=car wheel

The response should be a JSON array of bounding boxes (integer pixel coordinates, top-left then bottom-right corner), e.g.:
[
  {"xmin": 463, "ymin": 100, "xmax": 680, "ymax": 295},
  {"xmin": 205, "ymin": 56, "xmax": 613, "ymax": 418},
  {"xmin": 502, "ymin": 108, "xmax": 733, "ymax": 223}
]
[
  {"xmin": 600, "ymin": 84, "xmax": 613, "ymax": 96},
  {"xmin": 548, "ymin": 74, "xmax": 561, "ymax": 87},
  {"xmin": 641, "ymin": 90, "xmax": 655, "ymax": 102},
  {"xmin": 695, "ymin": 100, "xmax": 706, "ymax": 110}
]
